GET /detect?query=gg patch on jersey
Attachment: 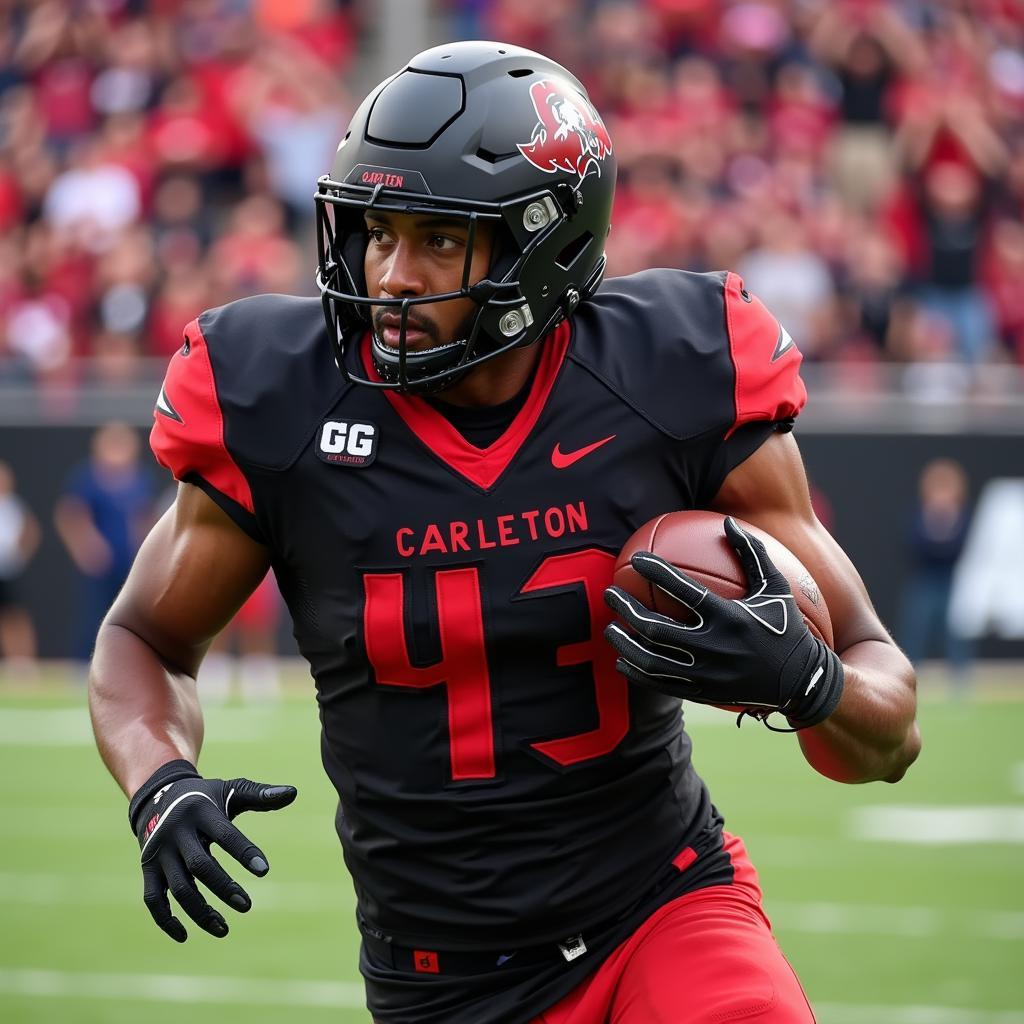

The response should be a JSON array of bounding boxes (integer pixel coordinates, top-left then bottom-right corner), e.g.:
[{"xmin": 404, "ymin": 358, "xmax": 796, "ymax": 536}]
[{"xmin": 317, "ymin": 419, "xmax": 378, "ymax": 467}]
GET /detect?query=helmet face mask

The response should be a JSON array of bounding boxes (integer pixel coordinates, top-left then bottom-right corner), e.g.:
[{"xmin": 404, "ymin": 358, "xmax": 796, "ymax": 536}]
[{"xmin": 314, "ymin": 41, "xmax": 616, "ymax": 395}]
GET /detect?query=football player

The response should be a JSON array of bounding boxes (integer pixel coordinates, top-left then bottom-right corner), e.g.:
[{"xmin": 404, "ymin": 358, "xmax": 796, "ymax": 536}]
[{"xmin": 90, "ymin": 42, "xmax": 920, "ymax": 1024}]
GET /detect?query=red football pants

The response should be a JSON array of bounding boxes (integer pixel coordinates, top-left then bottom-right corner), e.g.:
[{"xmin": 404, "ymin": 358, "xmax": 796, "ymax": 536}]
[{"xmin": 531, "ymin": 834, "xmax": 815, "ymax": 1024}]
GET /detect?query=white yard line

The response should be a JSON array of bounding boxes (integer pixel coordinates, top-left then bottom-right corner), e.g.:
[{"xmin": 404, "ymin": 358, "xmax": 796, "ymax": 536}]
[
  {"xmin": 767, "ymin": 901, "xmax": 1024, "ymax": 941},
  {"xmin": 0, "ymin": 707, "xmax": 283, "ymax": 745},
  {"xmin": 0, "ymin": 709, "xmax": 95, "ymax": 745},
  {"xmin": 851, "ymin": 806, "xmax": 1024, "ymax": 844},
  {"xmin": 0, "ymin": 871, "xmax": 353, "ymax": 913},
  {"xmin": 815, "ymin": 1004, "xmax": 1024, "ymax": 1024},
  {"xmin": 0, "ymin": 968, "xmax": 364, "ymax": 1009},
  {"xmin": 0, "ymin": 871, "xmax": 1020, "ymax": 940},
  {"xmin": 1, "ymin": 968, "xmax": 1022, "ymax": 1023},
  {"xmin": 743, "ymin": 834, "xmax": 1023, "ymax": 869}
]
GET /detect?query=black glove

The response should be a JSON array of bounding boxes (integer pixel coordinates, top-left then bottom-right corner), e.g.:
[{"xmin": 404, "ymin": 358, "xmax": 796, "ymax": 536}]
[
  {"xmin": 604, "ymin": 517, "xmax": 843, "ymax": 728},
  {"xmin": 129, "ymin": 760, "xmax": 297, "ymax": 942}
]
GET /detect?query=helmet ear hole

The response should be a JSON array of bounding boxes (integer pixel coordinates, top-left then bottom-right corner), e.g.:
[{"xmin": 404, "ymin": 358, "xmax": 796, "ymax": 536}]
[{"xmin": 554, "ymin": 232, "xmax": 594, "ymax": 271}]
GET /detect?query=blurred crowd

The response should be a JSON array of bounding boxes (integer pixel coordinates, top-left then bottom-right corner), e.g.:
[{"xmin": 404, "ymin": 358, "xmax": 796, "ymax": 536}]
[
  {"xmin": 457, "ymin": 0, "xmax": 1024, "ymax": 376},
  {"xmin": 0, "ymin": 0, "xmax": 356, "ymax": 389},
  {"xmin": 2, "ymin": 0, "xmax": 1024, "ymax": 397}
]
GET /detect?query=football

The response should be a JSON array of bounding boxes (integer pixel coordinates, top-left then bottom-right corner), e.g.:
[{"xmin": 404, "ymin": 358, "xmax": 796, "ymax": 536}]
[{"xmin": 613, "ymin": 509, "xmax": 834, "ymax": 651}]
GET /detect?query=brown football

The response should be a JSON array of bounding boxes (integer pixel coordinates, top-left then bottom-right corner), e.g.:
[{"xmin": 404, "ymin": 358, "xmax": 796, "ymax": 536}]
[{"xmin": 613, "ymin": 511, "xmax": 833, "ymax": 711}]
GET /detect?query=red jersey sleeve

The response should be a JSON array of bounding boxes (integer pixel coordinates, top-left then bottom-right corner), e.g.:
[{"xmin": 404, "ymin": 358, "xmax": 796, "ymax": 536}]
[
  {"xmin": 150, "ymin": 317, "xmax": 261, "ymax": 536},
  {"xmin": 722, "ymin": 271, "xmax": 807, "ymax": 438}
]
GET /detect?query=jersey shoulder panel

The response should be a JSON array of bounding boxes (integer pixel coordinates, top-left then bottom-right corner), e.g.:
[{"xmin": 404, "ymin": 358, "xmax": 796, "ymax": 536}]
[
  {"xmin": 720, "ymin": 270, "xmax": 807, "ymax": 438},
  {"xmin": 151, "ymin": 294, "xmax": 347, "ymax": 485},
  {"xmin": 150, "ymin": 309, "xmax": 254, "ymax": 518},
  {"xmin": 569, "ymin": 268, "xmax": 806, "ymax": 440}
]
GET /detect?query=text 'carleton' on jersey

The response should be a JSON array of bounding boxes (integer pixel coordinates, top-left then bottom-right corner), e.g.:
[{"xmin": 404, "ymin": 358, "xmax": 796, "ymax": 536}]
[{"xmin": 394, "ymin": 501, "xmax": 590, "ymax": 558}]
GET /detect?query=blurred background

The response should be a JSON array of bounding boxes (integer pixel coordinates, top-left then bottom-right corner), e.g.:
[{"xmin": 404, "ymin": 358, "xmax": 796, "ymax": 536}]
[{"xmin": 0, "ymin": 0, "xmax": 1022, "ymax": 1022}]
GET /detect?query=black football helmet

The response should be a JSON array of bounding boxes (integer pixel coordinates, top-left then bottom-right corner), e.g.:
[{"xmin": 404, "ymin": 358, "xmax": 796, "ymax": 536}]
[{"xmin": 315, "ymin": 40, "xmax": 616, "ymax": 393}]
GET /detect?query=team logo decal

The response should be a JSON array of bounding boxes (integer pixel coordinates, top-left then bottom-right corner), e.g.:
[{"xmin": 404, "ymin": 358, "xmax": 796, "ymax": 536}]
[
  {"xmin": 317, "ymin": 419, "xmax": 378, "ymax": 467},
  {"xmin": 517, "ymin": 80, "xmax": 613, "ymax": 182}
]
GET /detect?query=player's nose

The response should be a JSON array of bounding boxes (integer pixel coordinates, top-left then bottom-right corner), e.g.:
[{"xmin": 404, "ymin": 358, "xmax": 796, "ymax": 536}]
[{"xmin": 379, "ymin": 240, "xmax": 427, "ymax": 298}]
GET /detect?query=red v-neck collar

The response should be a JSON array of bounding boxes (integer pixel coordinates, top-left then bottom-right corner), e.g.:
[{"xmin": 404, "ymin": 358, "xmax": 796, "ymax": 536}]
[{"xmin": 362, "ymin": 322, "xmax": 571, "ymax": 491}]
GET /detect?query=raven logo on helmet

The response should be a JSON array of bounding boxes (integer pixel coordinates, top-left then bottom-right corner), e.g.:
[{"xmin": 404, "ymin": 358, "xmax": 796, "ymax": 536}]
[{"xmin": 517, "ymin": 80, "xmax": 613, "ymax": 183}]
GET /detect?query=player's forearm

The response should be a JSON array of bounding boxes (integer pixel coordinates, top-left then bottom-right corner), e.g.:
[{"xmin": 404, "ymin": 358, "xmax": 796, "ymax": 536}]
[
  {"xmin": 89, "ymin": 620, "xmax": 205, "ymax": 799},
  {"xmin": 797, "ymin": 638, "xmax": 920, "ymax": 785}
]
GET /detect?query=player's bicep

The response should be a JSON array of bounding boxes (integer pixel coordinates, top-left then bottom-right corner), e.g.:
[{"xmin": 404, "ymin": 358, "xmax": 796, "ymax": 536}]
[
  {"xmin": 707, "ymin": 431, "xmax": 889, "ymax": 654},
  {"xmin": 106, "ymin": 482, "xmax": 272, "ymax": 675}
]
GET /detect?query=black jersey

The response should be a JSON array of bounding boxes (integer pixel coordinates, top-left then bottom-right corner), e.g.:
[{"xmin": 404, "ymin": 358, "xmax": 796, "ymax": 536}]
[{"xmin": 151, "ymin": 269, "xmax": 805, "ymax": 1022}]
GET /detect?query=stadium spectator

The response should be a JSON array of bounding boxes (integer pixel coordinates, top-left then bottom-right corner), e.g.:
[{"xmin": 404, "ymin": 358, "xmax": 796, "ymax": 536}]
[
  {"xmin": 886, "ymin": 24, "xmax": 1009, "ymax": 366},
  {"xmin": 0, "ymin": 460, "xmax": 40, "ymax": 676},
  {"xmin": 86, "ymin": 329, "xmax": 146, "ymax": 387},
  {"xmin": 835, "ymin": 225, "xmax": 914, "ymax": 360},
  {"xmin": 808, "ymin": 1, "xmax": 925, "ymax": 213},
  {"xmin": 904, "ymin": 158, "xmax": 998, "ymax": 366},
  {"xmin": 229, "ymin": 36, "xmax": 350, "ymax": 226},
  {"xmin": 984, "ymin": 216, "xmax": 1024, "ymax": 363},
  {"xmin": 207, "ymin": 193, "xmax": 303, "ymax": 300},
  {"xmin": 89, "ymin": 16, "xmax": 167, "ymax": 120},
  {"xmin": 2, "ymin": 241, "xmax": 75, "ymax": 384},
  {"xmin": 150, "ymin": 172, "xmax": 212, "ymax": 273},
  {"xmin": 899, "ymin": 457, "xmax": 974, "ymax": 694},
  {"xmin": 146, "ymin": 74, "xmax": 239, "ymax": 179},
  {"xmin": 899, "ymin": 306, "xmax": 972, "ymax": 401},
  {"xmin": 737, "ymin": 209, "xmax": 836, "ymax": 359},
  {"xmin": 148, "ymin": 266, "xmax": 213, "ymax": 359},
  {"xmin": 42, "ymin": 137, "xmax": 142, "ymax": 253},
  {"xmin": 11, "ymin": 0, "xmax": 106, "ymax": 152},
  {"xmin": 92, "ymin": 225, "xmax": 158, "ymax": 345},
  {"xmin": 54, "ymin": 423, "xmax": 155, "ymax": 663}
]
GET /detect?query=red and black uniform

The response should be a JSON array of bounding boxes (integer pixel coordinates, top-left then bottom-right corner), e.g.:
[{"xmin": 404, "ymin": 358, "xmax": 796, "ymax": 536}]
[{"xmin": 151, "ymin": 269, "xmax": 807, "ymax": 1024}]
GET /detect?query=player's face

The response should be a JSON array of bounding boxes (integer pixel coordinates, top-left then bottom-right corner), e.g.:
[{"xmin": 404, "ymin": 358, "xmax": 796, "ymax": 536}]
[{"xmin": 363, "ymin": 211, "xmax": 493, "ymax": 351}]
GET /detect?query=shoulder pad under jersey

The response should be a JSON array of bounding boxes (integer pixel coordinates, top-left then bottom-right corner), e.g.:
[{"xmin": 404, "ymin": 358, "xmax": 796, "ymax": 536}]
[
  {"xmin": 151, "ymin": 294, "xmax": 347, "ymax": 505},
  {"xmin": 569, "ymin": 269, "xmax": 806, "ymax": 440}
]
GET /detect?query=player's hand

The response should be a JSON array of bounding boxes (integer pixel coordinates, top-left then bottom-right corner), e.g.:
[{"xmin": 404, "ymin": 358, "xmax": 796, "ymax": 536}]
[
  {"xmin": 603, "ymin": 517, "xmax": 844, "ymax": 727},
  {"xmin": 128, "ymin": 760, "xmax": 297, "ymax": 942}
]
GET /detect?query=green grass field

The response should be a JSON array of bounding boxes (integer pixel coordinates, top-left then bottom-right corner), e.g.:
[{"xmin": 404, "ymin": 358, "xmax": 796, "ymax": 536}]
[{"xmin": 2, "ymin": 664, "xmax": 1022, "ymax": 1023}]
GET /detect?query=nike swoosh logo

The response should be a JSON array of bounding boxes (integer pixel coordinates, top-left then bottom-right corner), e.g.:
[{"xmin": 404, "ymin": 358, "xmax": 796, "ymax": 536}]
[{"xmin": 551, "ymin": 435, "xmax": 616, "ymax": 469}]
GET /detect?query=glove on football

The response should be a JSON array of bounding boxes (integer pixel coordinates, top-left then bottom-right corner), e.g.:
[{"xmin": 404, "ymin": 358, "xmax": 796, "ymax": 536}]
[
  {"xmin": 129, "ymin": 759, "xmax": 297, "ymax": 942},
  {"xmin": 604, "ymin": 517, "xmax": 843, "ymax": 728}
]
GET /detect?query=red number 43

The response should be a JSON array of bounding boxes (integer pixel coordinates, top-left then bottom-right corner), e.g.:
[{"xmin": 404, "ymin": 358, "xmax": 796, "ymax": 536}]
[{"xmin": 362, "ymin": 549, "xmax": 628, "ymax": 780}]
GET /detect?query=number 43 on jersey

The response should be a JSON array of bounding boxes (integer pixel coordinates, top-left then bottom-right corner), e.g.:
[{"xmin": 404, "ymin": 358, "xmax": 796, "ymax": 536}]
[{"xmin": 362, "ymin": 550, "xmax": 628, "ymax": 780}]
